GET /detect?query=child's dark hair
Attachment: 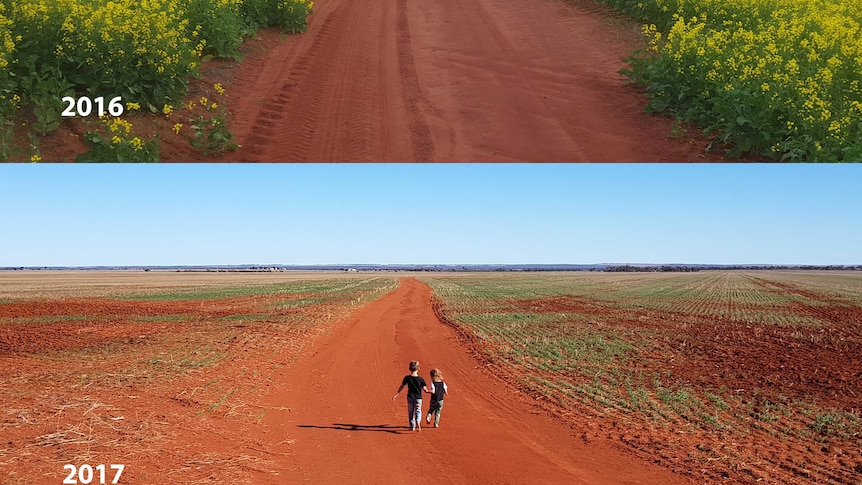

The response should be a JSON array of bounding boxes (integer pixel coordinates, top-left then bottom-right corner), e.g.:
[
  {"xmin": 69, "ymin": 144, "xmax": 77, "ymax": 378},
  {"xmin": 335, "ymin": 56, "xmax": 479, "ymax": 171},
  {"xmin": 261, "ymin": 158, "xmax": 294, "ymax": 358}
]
[{"xmin": 409, "ymin": 361, "xmax": 420, "ymax": 372}]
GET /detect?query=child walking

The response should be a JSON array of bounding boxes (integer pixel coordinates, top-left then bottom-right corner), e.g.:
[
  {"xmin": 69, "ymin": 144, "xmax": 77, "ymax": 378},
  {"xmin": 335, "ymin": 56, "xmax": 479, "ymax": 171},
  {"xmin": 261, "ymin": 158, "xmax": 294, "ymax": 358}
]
[
  {"xmin": 392, "ymin": 360, "xmax": 430, "ymax": 431},
  {"xmin": 425, "ymin": 368, "xmax": 448, "ymax": 428}
]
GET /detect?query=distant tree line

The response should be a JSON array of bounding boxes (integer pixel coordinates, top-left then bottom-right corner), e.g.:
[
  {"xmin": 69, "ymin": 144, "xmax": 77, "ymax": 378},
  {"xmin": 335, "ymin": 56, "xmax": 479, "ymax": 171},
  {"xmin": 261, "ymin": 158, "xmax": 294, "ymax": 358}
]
[
  {"xmin": 605, "ymin": 265, "xmax": 702, "ymax": 272},
  {"xmin": 604, "ymin": 265, "xmax": 862, "ymax": 272}
]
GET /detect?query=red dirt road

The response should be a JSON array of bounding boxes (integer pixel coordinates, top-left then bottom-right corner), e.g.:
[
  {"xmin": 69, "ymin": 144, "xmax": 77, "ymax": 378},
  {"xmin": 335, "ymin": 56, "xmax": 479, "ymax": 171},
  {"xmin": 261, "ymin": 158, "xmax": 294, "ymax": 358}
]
[
  {"xmin": 218, "ymin": 0, "xmax": 722, "ymax": 161},
  {"xmin": 256, "ymin": 278, "xmax": 692, "ymax": 483},
  {"xmin": 21, "ymin": 0, "xmax": 732, "ymax": 160}
]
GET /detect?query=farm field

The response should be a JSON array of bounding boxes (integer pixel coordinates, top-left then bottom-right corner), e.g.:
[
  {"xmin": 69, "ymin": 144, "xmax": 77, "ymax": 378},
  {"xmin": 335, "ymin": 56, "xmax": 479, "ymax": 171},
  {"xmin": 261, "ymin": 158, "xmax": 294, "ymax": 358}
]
[
  {"xmin": 0, "ymin": 0, "xmax": 736, "ymax": 161},
  {"xmin": 2, "ymin": 271, "xmax": 859, "ymax": 483},
  {"xmin": 420, "ymin": 271, "xmax": 862, "ymax": 483},
  {"xmin": 0, "ymin": 0, "xmax": 313, "ymax": 162}
]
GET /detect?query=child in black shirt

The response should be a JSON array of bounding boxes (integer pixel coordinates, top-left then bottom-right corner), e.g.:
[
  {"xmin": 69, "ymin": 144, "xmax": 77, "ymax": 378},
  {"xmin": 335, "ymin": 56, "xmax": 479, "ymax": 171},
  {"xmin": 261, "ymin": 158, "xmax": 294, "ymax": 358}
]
[{"xmin": 392, "ymin": 360, "xmax": 430, "ymax": 431}]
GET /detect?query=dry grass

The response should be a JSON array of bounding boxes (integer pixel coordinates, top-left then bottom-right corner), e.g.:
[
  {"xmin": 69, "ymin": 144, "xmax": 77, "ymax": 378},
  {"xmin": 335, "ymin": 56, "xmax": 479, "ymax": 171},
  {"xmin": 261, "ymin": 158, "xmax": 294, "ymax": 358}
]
[{"xmin": 177, "ymin": 452, "xmax": 280, "ymax": 484}]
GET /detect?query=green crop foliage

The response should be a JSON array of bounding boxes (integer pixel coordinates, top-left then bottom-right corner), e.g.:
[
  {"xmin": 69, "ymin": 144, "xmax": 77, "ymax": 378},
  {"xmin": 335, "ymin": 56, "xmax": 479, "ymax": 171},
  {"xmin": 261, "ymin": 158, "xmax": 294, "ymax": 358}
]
[
  {"xmin": 6, "ymin": 0, "xmax": 204, "ymax": 108},
  {"xmin": 809, "ymin": 411, "xmax": 860, "ymax": 438}
]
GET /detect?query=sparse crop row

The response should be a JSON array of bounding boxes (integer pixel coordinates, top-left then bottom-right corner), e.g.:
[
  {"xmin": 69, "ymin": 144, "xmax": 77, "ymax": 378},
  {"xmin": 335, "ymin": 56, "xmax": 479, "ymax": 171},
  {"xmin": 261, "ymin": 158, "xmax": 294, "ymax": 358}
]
[
  {"xmin": 124, "ymin": 277, "xmax": 394, "ymax": 302},
  {"xmin": 604, "ymin": 0, "xmax": 862, "ymax": 161},
  {"xmin": 421, "ymin": 272, "xmax": 862, "ymax": 483},
  {"xmin": 591, "ymin": 272, "xmax": 826, "ymax": 326}
]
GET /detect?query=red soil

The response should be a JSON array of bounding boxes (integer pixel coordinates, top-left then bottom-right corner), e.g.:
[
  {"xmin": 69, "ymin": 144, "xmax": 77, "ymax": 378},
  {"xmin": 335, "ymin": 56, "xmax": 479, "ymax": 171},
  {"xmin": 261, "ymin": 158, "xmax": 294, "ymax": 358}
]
[
  {"xmin": 0, "ymin": 294, "xmax": 310, "ymax": 355},
  {"xmin": 21, "ymin": 0, "xmax": 737, "ymax": 161},
  {"xmin": 1, "ymin": 278, "xmax": 695, "ymax": 483}
]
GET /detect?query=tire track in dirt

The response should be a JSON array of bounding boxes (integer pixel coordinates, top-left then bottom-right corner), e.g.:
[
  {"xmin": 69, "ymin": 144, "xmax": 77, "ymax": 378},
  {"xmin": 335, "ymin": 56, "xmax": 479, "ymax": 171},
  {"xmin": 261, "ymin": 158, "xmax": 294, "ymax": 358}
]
[
  {"xmin": 234, "ymin": 6, "xmax": 346, "ymax": 161},
  {"xmin": 34, "ymin": 0, "xmax": 731, "ymax": 160},
  {"xmin": 396, "ymin": 0, "xmax": 435, "ymax": 162},
  {"xmin": 224, "ymin": 0, "xmax": 418, "ymax": 161},
  {"xmin": 421, "ymin": 0, "xmax": 599, "ymax": 160}
]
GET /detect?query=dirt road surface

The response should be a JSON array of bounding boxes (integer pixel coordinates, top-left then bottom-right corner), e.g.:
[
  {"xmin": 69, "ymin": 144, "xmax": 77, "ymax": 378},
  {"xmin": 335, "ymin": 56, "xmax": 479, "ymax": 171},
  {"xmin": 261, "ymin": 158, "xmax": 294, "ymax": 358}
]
[
  {"xmin": 221, "ymin": 0, "xmax": 719, "ymax": 161},
  {"xmin": 254, "ymin": 278, "xmax": 693, "ymax": 483}
]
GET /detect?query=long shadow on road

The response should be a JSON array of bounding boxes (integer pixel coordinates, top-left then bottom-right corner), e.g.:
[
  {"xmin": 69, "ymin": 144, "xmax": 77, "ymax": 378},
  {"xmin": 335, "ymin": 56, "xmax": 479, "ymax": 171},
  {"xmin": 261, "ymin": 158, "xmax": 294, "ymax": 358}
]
[{"xmin": 298, "ymin": 423, "xmax": 407, "ymax": 434}]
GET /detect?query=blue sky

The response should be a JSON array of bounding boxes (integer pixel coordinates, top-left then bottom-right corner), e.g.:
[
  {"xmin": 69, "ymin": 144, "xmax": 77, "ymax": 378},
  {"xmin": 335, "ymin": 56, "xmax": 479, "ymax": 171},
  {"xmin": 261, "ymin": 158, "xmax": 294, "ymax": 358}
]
[{"xmin": 0, "ymin": 164, "xmax": 859, "ymax": 266}]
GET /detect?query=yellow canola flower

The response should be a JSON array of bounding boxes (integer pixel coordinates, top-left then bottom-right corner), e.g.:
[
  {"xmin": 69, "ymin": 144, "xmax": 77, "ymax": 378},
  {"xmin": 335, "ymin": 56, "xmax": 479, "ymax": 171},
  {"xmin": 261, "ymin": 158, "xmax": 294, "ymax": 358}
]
[
  {"xmin": 107, "ymin": 118, "xmax": 133, "ymax": 136},
  {"xmin": 0, "ymin": 11, "xmax": 13, "ymax": 69},
  {"xmin": 10, "ymin": 0, "xmax": 201, "ymax": 110},
  {"xmin": 5, "ymin": 0, "xmax": 308, "ymax": 135},
  {"xmin": 643, "ymin": 0, "xmax": 862, "ymax": 160}
]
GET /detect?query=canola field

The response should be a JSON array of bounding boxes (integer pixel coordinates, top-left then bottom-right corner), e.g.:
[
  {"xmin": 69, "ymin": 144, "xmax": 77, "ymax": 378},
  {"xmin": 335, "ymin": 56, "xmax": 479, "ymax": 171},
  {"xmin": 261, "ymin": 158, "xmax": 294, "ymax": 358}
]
[
  {"xmin": 0, "ymin": 0, "xmax": 312, "ymax": 128},
  {"xmin": 610, "ymin": 0, "xmax": 862, "ymax": 161}
]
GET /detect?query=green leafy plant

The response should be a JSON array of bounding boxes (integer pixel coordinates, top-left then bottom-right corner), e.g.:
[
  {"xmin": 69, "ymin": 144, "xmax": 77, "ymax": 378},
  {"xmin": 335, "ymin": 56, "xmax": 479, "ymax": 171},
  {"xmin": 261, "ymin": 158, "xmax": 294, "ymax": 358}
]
[
  {"xmin": 184, "ymin": 0, "xmax": 245, "ymax": 60},
  {"xmin": 76, "ymin": 116, "xmax": 159, "ymax": 162},
  {"xmin": 271, "ymin": 0, "xmax": 315, "ymax": 33},
  {"xmin": 0, "ymin": 119, "xmax": 17, "ymax": 161},
  {"xmin": 188, "ymin": 96, "xmax": 238, "ymax": 155},
  {"xmin": 30, "ymin": 76, "xmax": 74, "ymax": 135},
  {"xmin": 239, "ymin": 0, "xmax": 314, "ymax": 33}
]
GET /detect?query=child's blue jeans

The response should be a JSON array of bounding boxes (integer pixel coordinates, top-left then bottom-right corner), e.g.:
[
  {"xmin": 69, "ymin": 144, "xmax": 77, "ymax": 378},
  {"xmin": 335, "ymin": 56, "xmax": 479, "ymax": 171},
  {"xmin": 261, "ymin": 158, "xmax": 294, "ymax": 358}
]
[{"xmin": 407, "ymin": 396, "xmax": 422, "ymax": 429}]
